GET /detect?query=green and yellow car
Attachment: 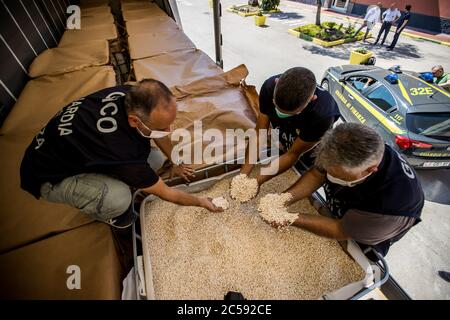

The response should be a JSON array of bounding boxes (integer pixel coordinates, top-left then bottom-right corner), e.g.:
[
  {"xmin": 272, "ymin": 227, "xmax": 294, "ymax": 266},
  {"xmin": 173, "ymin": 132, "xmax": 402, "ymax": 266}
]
[{"xmin": 321, "ymin": 65, "xmax": 450, "ymax": 169}]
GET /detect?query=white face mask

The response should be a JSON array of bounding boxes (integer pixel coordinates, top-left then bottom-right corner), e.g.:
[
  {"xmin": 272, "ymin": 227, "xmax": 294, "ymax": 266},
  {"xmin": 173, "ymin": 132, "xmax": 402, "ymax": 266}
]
[
  {"xmin": 326, "ymin": 171, "xmax": 373, "ymax": 187},
  {"xmin": 136, "ymin": 117, "xmax": 171, "ymax": 139}
]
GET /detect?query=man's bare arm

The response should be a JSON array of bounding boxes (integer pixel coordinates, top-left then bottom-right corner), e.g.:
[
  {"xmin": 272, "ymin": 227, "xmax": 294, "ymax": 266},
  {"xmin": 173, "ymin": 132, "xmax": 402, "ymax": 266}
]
[
  {"xmin": 292, "ymin": 214, "xmax": 350, "ymax": 240},
  {"xmin": 141, "ymin": 178, "xmax": 222, "ymax": 212},
  {"xmin": 285, "ymin": 167, "xmax": 326, "ymax": 204},
  {"xmin": 240, "ymin": 113, "xmax": 270, "ymax": 175}
]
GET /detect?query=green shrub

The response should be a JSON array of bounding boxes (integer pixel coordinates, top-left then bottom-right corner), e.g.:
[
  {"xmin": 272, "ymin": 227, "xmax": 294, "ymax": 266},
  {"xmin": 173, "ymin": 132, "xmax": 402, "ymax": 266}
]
[
  {"xmin": 296, "ymin": 22, "xmax": 366, "ymax": 43},
  {"xmin": 321, "ymin": 21, "xmax": 337, "ymax": 30},
  {"xmin": 297, "ymin": 24, "xmax": 322, "ymax": 37},
  {"xmin": 261, "ymin": 0, "xmax": 280, "ymax": 11},
  {"xmin": 319, "ymin": 30, "xmax": 331, "ymax": 39},
  {"xmin": 354, "ymin": 47, "xmax": 368, "ymax": 54},
  {"xmin": 345, "ymin": 25, "xmax": 356, "ymax": 35},
  {"xmin": 299, "ymin": 33, "xmax": 313, "ymax": 41}
]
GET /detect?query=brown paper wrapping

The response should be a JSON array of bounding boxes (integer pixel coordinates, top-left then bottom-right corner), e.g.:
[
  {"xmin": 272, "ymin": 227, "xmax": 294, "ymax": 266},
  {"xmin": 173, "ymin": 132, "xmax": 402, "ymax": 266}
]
[
  {"xmin": 29, "ymin": 40, "xmax": 109, "ymax": 78},
  {"xmin": 1, "ymin": 66, "xmax": 116, "ymax": 136},
  {"xmin": 125, "ymin": 16, "xmax": 180, "ymax": 36},
  {"xmin": 133, "ymin": 49, "xmax": 223, "ymax": 88},
  {"xmin": 59, "ymin": 24, "xmax": 117, "ymax": 47},
  {"xmin": 128, "ymin": 31, "xmax": 196, "ymax": 60}
]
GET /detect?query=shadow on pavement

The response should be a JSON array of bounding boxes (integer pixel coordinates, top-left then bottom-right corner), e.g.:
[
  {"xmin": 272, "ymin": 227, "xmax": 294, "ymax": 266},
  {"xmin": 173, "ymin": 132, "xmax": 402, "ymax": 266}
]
[
  {"xmin": 416, "ymin": 169, "xmax": 450, "ymax": 205},
  {"xmin": 301, "ymin": 41, "xmax": 423, "ymax": 61},
  {"xmin": 268, "ymin": 12, "xmax": 304, "ymax": 20},
  {"xmin": 367, "ymin": 42, "xmax": 423, "ymax": 59}
]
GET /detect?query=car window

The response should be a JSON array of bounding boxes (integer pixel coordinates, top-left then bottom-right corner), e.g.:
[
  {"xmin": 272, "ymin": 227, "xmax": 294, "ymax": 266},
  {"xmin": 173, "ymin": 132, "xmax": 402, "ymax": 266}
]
[
  {"xmin": 347, "ymin": 76, "xmax": 377, "ymax": 92},
  {"xmin": 406, "ymin": 113, "xmax": 450, "ymax": 140},
  {"xmin": 365, "ymin": 85, "xmax": 396, "ymax": 112}
]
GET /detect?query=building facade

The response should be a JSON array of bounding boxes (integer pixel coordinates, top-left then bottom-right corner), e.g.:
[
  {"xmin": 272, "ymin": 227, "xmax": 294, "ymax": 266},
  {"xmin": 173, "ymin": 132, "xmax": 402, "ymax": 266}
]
[{"xmin": 293, "ymin": 0, "xmax": 450, "ymax": 34}]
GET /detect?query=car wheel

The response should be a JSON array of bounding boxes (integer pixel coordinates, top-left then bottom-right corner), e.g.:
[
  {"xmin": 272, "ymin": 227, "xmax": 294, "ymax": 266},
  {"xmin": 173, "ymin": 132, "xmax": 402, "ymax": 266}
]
[{"xmin": 321, "ymin": 79, "xmax": 329, "ymax": 91}]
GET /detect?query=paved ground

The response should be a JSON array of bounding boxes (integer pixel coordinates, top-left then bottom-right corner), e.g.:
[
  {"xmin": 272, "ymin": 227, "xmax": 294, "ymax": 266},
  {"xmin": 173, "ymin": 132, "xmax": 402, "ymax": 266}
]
[{"xmin": 175, "ymin": 0, "xmax": 450, "ymax": 299}]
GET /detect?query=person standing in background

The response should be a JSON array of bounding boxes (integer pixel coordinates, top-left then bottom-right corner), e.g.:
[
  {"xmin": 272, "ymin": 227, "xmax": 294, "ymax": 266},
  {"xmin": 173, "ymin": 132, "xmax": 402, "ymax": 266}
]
[
  {"xmin": 353, "ymin": 2, "xmax": 382, "ymax": 42},
  {"xmin": 387, "ymin": 4, "xmax": 412, "ymax": 51},
  {"xmin": 432, "ymin": 65, "xmax": 450, "ymax": 92},
  {"xmin": 374, "ymin": 2, "xmax": 401, "ymax": 45}
]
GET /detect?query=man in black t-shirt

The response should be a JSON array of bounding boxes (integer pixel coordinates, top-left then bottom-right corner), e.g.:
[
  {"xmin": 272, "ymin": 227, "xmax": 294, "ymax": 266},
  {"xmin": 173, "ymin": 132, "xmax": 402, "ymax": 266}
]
[
  {"xmin": 273, "ymin": 123, "xmax": 423, "ymax": 258},
  {"xmin": 20, "ymin": 80, "xmax": 222, "ymax": 229},
  {"xmin": 240, "ymin": 67, "xmax": 340, "ymax": 190},
  {"xmin": 387, "ymin": 4, "xmax": 412, "ymax": 50}
]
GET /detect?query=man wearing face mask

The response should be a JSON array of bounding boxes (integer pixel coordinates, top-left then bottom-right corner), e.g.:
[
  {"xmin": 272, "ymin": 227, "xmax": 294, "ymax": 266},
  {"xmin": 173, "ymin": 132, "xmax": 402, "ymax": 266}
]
[
  {"xmin": 240, "ymin": 67, "xmax": 340, "ymax": 190},
  {"xmin": 20, "ymin": 80, "xmax": 223, "ymax": 229},
  {"xmin": 278, "ymin": 123, "xmax": 424, "ymax": 258}
]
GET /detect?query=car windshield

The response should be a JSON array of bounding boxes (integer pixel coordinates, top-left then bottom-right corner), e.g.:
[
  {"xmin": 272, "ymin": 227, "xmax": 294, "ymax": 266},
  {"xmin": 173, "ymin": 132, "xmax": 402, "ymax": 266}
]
[{"xmin": 406, "ymin": 113, "xmax": 450, "ymax": 140}]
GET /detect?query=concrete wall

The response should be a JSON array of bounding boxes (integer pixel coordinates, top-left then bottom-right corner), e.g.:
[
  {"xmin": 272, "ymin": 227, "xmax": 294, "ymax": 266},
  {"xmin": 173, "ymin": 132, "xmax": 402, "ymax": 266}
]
[
  {"xmin": 353, "ymin": 0, "xmax": 446, "ymax": 18},
  {"xmin": 292, "ymin": 0, "xmax": 450, "ymax": 33},
  {"xmin": 438, "ymin": 0, "xmax": 450, "ymax": 19},
  {"xmin": 350, "ymin": 0, "xmax": 450, "ymax": 34}
]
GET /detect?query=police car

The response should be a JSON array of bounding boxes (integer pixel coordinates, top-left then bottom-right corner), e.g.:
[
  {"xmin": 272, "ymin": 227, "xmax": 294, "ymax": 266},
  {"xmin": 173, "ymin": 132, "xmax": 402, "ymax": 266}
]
[{"xmin": 321, "ymin": 65, "xmax": 450, "ymax": 168}]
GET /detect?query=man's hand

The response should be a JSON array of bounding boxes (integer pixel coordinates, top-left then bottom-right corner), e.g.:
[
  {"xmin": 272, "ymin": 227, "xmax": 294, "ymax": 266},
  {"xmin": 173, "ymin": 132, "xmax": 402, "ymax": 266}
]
[
  {"xmin": 199, "ymin": 197, "xmax": 224, "ymax": 213},
  {"xmin": 262, "ymin": 218, "xmax": 292, "ymax": 229},
  {"xmin": 170, "ymin": 163, "xmax": 195, "ymax": 182}
]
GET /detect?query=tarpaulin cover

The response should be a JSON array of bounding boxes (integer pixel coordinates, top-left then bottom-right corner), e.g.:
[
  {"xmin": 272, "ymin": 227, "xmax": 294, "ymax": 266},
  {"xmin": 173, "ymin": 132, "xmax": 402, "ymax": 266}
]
[
  {"xmin": 125, "ymin": 16, "xmax": 179, "ymax": 36},
  {"xmin": 161, "ymin": 65, "xmax": 260, "ymax": 172},
  {"xmin": 0, "ymin": 222, "xmax": 123, "ymax": 299},
  {"xmin": 128, "ymin": 31, "xmax": 196, "ymax": 60},
  {"xmin": 0, "ymin": 66, "xmax": 116, "ymax": 137},
  {"xmin": 28, "ymin": 40, "xmax": 109, "ymax": 78},
  {"xmin": 133, "ymin": 49, "xmax": 223, "ymax": 88},
  {"xmin": 58, "ymin": 24, "xmax": 117, "ymax": 47}
]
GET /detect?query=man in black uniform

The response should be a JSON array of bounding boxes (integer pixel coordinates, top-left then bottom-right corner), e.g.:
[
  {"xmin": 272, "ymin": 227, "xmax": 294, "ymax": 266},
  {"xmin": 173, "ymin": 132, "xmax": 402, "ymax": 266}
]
[
  {"xmin": 387, "ymin": 4, "xmax": 412, "ymax": 51},
  {"xmin": 20, "ymin": 80, "xmax": 222, "ymax": 229},
  {"xmin": 275, "ymin": 123, "xmax": 423, "ymax": 258},
  {"xmin": 240, "ymin": 67, "xmax": 340, "ymax": 190}
]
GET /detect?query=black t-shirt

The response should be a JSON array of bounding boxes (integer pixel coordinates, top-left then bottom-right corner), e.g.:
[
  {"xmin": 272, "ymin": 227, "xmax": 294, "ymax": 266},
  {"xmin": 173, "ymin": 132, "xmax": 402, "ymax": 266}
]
[
  {"xmin": 323, "ymin": 145, "xmax": 423, "ymax": 255},
  {"xmin": 20, "ymin": 85, "xmax": 159, "ymax": 199},
  {"xmin": 259, "ymin": 75, "xmax": 340, "ymax": 150},
  {"xmin": 396, "ymin": 12, "xmax": 411, "ymax": 29},
  {"xmin": 323, "ymin": 145, "xmax": 424, "ymax": 221}
]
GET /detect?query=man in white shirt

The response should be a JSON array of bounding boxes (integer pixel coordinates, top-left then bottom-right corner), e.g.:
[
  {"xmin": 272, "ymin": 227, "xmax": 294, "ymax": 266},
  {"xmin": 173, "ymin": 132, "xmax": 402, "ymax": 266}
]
[
  {"xmin": 374, "ymin": 2, "xmax": 401, "ymax": 45},
  {"xmin": 353, "ymin": 2, "xmax": 382, "ymax": 42}
]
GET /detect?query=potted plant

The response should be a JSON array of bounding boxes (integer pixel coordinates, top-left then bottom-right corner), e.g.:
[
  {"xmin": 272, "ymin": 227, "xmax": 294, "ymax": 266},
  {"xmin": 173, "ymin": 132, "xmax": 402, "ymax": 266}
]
[
  {"xmin": 254, "ymin": 11, "xmax": 266, "ymax": 26},
  {"xmin": 349, "ymin": 47, "xmax": 373, "ymax": 65}
]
